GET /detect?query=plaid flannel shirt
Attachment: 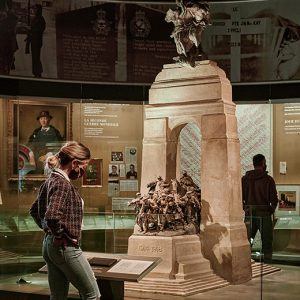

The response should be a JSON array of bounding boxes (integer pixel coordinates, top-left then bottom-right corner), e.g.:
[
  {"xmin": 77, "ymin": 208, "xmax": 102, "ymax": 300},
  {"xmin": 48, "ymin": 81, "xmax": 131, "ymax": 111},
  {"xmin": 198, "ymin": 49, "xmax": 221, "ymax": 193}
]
[{"xmin": 30, "ymin": 170, "xmax": 83, "ymax": 240}]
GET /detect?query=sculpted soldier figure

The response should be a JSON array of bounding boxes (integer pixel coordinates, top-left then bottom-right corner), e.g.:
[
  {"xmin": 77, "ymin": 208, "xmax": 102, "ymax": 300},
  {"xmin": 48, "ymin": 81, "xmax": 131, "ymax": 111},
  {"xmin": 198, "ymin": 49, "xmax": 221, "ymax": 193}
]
[
  {"xmin": 130, "ymin": 173, "xmax": 201, "ymax": 235},
  {"xmin": 165, "ymin": 0, "xmax": 211, "ymax": 67}
]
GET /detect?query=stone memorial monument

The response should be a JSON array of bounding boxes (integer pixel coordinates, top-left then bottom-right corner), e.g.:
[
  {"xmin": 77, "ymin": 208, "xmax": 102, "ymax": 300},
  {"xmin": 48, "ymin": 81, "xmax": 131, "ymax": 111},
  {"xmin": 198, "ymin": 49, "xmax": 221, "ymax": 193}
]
[{"xmin": 126, "ymin": 1, "xmax": 252, "ymax": 297}]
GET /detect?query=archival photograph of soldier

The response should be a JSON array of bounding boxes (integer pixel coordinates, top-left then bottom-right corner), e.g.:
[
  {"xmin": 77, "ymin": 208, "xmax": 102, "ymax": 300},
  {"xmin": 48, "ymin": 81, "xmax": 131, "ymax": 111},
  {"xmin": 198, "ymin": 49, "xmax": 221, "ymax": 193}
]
[{"xmin": 128, "ymin": 171, "xmax": 201, "ymax": 235}]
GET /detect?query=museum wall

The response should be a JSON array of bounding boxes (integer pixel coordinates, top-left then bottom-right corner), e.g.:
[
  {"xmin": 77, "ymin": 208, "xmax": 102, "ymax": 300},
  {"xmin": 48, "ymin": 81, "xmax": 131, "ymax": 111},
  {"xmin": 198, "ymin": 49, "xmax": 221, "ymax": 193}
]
[
  {"xmin": 177, "ymin": 103, "xmax": 300, "ymax": 216},
  {"xmin": 72, "ymin": 101, "xmax": 144, "ymax": 211},
  {"xmin": 0, "ymin": 98, "xmax": 144, "ymax": 214},
  {"xmin": 2, "ymin": 99, "xmax": 300, "ymax": 215}
]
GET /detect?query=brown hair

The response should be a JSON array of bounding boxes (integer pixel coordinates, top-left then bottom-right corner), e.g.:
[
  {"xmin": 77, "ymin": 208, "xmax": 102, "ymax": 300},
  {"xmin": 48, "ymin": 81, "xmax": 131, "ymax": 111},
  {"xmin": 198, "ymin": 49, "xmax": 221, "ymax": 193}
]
[{"xmin": 46, "ymin": 141, "xmax": 91, "ymax": 170}]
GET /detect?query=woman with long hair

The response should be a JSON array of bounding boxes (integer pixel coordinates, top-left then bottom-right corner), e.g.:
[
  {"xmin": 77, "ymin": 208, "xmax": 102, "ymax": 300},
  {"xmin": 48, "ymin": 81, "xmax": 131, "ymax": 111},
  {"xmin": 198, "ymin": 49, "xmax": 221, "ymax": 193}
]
[{"xmin": 30, "ymin": 141, "xmax": 100, "ymax": 300}]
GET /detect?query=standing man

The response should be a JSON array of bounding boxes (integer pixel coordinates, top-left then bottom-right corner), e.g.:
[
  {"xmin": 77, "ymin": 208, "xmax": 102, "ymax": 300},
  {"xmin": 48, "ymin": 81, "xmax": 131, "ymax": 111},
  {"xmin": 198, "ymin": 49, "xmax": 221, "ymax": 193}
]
[
  {"xmin": 27, "ymin": 4, "xmax": 46, "ymax": 77},
  {"xmin": 6, "ymin": 0, "xmax": 18, "ymax": 71},
  {"xmin": 242, "ymin": 154, "xmax": 278, "ymax": 263},
  {"xmin": 0, "ymin": 0, "xmax": 18, "ymax": 75}
]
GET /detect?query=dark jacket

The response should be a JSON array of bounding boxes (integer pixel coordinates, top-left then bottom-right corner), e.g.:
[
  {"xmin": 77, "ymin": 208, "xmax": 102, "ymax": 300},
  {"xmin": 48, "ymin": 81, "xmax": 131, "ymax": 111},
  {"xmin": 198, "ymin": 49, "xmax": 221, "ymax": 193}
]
[
  {"xmin": 242, "ymin": 170, "xmax": 278, "ymax": 214},
  {"xmin": 29, "ymin": 15, "xmax": 46, "ymax": 47},
  {"xmin": 28, "ymin": 125, "xmax": 62, "ymax": 144}
]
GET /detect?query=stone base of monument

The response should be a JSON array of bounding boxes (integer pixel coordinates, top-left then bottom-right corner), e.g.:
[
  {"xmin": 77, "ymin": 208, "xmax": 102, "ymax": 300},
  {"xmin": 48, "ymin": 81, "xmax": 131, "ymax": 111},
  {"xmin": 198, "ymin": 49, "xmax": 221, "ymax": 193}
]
[{"xmin": 125, "ymin": 234, "xmax": 230, "ymax": 297}]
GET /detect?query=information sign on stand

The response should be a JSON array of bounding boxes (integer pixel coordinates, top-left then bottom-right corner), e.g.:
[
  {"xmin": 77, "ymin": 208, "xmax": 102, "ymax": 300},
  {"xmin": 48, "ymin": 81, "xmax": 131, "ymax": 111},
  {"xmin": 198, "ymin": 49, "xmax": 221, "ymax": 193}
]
[
  {"xmin": 39, "ymin": 253, "xmax": 161, "ymax": 300},
  {"xmin": 91, "ymin": 255, "xmax": 161, "ymax": 300}
]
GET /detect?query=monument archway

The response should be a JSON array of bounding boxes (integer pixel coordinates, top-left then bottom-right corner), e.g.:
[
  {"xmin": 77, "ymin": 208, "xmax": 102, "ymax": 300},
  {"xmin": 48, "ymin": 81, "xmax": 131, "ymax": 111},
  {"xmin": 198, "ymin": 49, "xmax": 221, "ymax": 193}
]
[
  {"xmin": 140, "ymin": 61, "xmax": 252, "ymax": 283},
  {"xmin": 178, "ymin": 122, "xmax": 202, "ymax": 186},
  {"xmin": 151, "ymin": 120, "xmax": 202, "ymax": 186}
]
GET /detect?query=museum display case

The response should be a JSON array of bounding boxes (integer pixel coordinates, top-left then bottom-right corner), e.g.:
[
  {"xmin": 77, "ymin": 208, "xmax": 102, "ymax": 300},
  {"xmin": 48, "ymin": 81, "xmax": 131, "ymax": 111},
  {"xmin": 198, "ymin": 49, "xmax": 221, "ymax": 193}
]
[
  {"xmin": 0, "ymin": 97, "xmax": 144, "ymax": 277},
  {"xmin": 237, "ymin": 102, "xmax": 300, "ymax": 263},
  {"xmin": 1, "ymin": 97, "xmax": 299, "ymax": 276}
]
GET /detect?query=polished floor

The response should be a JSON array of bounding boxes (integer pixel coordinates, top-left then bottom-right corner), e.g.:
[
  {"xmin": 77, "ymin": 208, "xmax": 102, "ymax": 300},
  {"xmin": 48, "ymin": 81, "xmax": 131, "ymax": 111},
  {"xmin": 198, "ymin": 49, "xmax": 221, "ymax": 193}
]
[
  {"xmin": 125, "ymin": 264, "xmax": 300, "ymax": 300},
  {"xmin": 0, "ymin": 263, "xmax": 299, "ymax": 300}
]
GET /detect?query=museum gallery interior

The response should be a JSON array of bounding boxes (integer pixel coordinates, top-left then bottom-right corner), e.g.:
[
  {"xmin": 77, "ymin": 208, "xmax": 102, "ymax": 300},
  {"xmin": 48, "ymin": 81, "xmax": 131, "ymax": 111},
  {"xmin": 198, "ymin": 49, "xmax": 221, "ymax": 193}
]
[{"xmin": 0, "ymin": 0, "xmax": 300, "ymax": 299}]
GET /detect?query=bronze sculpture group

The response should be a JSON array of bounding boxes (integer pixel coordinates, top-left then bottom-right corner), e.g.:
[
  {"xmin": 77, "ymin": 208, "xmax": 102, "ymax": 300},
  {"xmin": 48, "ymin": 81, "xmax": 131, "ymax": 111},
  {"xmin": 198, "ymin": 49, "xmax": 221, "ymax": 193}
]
[{"xmin": 128, "ymin": 171, "xmax": 201, "ymax": 236}]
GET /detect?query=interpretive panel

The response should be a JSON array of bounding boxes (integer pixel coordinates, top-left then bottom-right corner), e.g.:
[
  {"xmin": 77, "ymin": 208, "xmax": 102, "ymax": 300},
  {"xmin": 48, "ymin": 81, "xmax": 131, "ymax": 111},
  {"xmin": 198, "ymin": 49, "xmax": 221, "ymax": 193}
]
[
  {"xmin": 80, "ymin": 103, "xmax": 143, "ymax": 140},
  {"xmin": 81, "ymin": 103, "xmax": 120, "ymax": 139},
  {"xmin": 274, "ymin": 104, "xmax": 300, "ymax": 184},
  {"xmin": 112, "ymin": 198, "xmax": 134, "ymax": 211},
  {"xmin": 120, "ymin": 180, "xmax": 138, "ymax": 192},
  {"xmin": 108, "ymin": 180, "xmax": 120, "ymax": 197},
  {"xmin": 96, "ymin": 255, "xmax": 161, "ymax": 282},
  {"xmin": 107, "ymin": 259, "xmax": 153, "ymax": 275},
  {"xmin": 56, "ymin": 3, "xmax": 116, "ymax": 81},
  {"xmin": 126, "ymin": 4, "xmax": 176, "ymax": 83},
  {"xmin": 274, "ymin": 216, "xmax": 300, "ymax": 229}
]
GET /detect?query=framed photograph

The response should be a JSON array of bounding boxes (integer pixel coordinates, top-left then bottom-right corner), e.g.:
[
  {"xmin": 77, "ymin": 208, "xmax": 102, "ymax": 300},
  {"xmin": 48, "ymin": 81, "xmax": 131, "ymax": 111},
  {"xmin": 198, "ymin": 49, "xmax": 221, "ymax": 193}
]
[
  {"xmin": 279, "ymin": 191, "xmax": 296, "ymax": 210},
  {"xmin": 108, "ymin": 164, "xmax": 119, "ymax": 178},
  {"xmin": 8, "ymin": 100, "xmax": 72, "ymax": 180},
  {"xmin": 111, "ymin": 151, "xmax": 124, "ymax": 162},
  {"xmin": 120, "ymin": 180, "xmax": 139, "ymax": 192},
  {"xmin": 125, "ymin": 163, "xmax": 138, "ymax": 179},
  {"xmin": 82, "ymin": 159, "xmax": 102, "ymax": 187},
  {"xmin": 275, "ymin": 185, "xmax": 300, "ymax": 216},
  {"xmin": 119, "ymin": 164, "xmax": 126, "ymax": 178},
  {"xmin": 125, "ymin": 147, "xmax": 137, "ymax": 164},
  {"xmin": 108, "ymin": 179, "xmax": 120, "ymax": 197}
]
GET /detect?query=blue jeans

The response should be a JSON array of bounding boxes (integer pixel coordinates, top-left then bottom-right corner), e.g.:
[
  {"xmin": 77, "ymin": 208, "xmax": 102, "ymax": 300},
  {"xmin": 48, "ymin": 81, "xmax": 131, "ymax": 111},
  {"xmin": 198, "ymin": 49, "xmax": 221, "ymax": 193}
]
[{"xmin": 43, "ymin": 234, "xmax": 100, "ymax": 300}]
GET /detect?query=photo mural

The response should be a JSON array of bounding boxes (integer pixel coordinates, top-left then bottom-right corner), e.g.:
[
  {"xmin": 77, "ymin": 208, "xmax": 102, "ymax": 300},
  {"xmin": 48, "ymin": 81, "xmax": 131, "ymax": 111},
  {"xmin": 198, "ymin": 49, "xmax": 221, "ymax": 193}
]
[{"xmin": 0, "ymin": 0, "xmax": 299, "ymax": 83}]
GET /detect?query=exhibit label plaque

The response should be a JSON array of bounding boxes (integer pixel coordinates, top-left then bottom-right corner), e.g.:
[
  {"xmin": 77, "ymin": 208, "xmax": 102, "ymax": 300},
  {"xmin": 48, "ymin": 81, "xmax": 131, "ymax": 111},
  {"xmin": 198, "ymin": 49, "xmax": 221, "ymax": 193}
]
[{"xmin": 107, "ymin": 259, "xmax": 153, "ymax": 275}]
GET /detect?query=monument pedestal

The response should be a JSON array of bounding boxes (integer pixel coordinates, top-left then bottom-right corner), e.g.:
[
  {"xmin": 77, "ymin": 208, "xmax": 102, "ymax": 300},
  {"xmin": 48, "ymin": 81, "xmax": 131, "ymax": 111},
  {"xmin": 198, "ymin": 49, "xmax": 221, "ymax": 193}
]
[
  {"xmin": 140, "ymin": 61, "xmax": 252, "ymax": 284},
  {"xmin": 127, "ymin": 235, "xmax": 211, "ymax": 280},
  {"xmin": 125, "ymin": 234, "xmax": 229, "ymax": 297}
]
